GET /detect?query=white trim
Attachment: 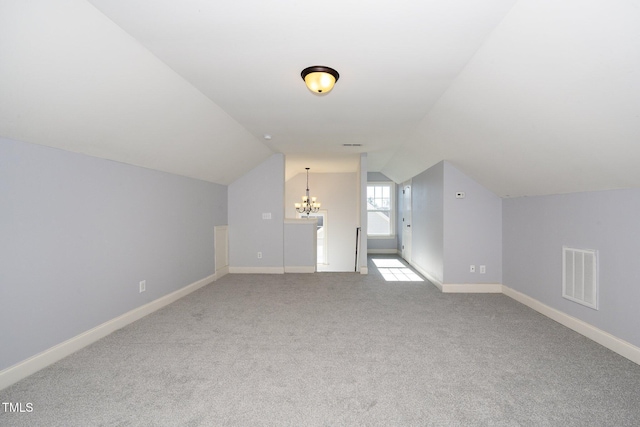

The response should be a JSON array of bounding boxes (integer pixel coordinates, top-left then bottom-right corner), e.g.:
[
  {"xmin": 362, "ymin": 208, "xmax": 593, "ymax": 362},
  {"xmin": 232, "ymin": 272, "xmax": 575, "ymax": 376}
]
[
  {"xmin": 4, "ymin": 271, "xmax": 637, "ymax": 392},
  {"xmin": 229, "ymin": 266, "xmax": 285, "ymax": 274},
  {"xmin": 0, "ymin": 274, "xmax": 216, "ymax": 391},
  {"xmin": 401, "ymin": 180, "xmax": 412, "ymax": 262},
  {"xmin": 284, "ymin": 266, "xmax": 315, "ymax": 273},
  {"xmin": 431, "ymin": 281, "xmax": 444, "ymax": 291},
  {"xmin": 441, "ymin": 283, "xmax": 503, "ymax": 293},
  {"xmin": 360, "ymin": 266, "xmax": 368, "ymax": 275},
  {"xmin": 296, "ymin": 210, "xmax": 327, "ymax": 265},
  {"xmin": 214, "ymin": 225, "xmax": 229, "ymax": 276},
  {"xmin": 412, "ymin": 261, "xmax": 640, "ymax": 364},
  {"xmin": 215, "ymin": 265, "xmax": 229, "ymax": 280},
  {"xmin": 366, "ymin": 181, "xmax": 395, "ymax": 238},
  {"xmin": 409, "ymin": 262, "xmax": 502, "ymax": 293},
  {"xmin": 502, "ymin": 285, "xmax": 640, "ymax": 365},
  {"xmin": 410, "ymin": 261, "xmax": 443, "ymax": 291},
  {"xmin": 367, "ymin": 249, "xmax": 398, "ymax": 254},
  {"xmin": 284, "ymin": 218, "xmax": 317, "ymax": 224}
]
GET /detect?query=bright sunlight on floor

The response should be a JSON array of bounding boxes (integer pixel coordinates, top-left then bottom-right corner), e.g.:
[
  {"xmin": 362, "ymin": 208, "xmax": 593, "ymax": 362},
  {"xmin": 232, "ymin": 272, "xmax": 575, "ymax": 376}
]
[{"xmin": 372, "ymin": 259, "xmax": 424, "ymax": 282}]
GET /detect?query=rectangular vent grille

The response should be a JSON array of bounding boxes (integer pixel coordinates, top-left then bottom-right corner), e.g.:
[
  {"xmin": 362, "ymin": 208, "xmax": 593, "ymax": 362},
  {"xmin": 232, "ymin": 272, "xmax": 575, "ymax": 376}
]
[{"xmin": 562, "ymin": 247, "xmax": 598, "ymax": 310}]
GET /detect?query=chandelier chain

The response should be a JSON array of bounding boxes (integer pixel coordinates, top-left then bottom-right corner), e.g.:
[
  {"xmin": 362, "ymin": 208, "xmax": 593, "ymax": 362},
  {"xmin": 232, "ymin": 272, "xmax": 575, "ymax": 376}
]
[{"xmin": 295, "ymin": 168, "xmax": 321, "ymax": 216}]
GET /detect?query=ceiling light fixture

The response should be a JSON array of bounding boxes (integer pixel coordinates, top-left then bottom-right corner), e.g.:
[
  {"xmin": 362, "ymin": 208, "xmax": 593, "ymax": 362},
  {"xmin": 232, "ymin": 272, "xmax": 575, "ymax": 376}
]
[
  {"xmin": 301, "ymin": 66, "xmax": 339, "ymax": 94},
  {"xmin": 295, "ymin": 168, "xmax": 321, "ymax": 216}
]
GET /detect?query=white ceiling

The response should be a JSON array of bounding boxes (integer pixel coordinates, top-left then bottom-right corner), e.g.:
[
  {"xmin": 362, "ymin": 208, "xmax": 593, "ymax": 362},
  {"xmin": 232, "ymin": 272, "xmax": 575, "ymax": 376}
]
[{"xmin": 2, "ymin": 0, "xmax": 639, "ymax": 196}]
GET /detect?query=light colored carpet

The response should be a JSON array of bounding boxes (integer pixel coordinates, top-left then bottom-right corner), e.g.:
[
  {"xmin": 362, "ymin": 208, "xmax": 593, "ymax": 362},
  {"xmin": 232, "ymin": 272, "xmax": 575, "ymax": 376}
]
[{"xmin": 2, "ymin": 256, "xmax": 640, "ymax": 426}]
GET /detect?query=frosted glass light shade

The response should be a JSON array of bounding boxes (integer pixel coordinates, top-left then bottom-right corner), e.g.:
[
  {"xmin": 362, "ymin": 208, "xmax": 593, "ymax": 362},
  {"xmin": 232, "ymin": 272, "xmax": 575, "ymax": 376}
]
[
  {"xmin": 301, "ymin": 66, "xmax": 339, "ymax": 94},
  {"xmin": 304, "ymin": 72, "xmax": 335, "ymax": 93}
]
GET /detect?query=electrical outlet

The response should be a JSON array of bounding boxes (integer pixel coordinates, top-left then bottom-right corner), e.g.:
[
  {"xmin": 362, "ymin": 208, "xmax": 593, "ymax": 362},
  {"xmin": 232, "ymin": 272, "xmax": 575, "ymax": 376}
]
[
  {"xmin": 469, "ymin": 265, "xmax": 476, "ymax": 273},
  {"xmin": 480, "ymin": 265, "xmax": 486, "ymax": 274},
  {"xmin": 257, "ymin": 252, "xmax": 262, "ymax": 259},
  {"xmin": 139, "ymin": 280, "xmax": 146, "ymax": 293}
]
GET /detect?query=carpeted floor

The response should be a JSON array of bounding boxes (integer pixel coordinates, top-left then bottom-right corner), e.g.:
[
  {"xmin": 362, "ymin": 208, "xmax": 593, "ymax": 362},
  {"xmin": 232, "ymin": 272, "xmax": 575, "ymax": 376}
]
[{"xmin": 2, "ymin": 256, "xmax": 640, "ymax": 426}]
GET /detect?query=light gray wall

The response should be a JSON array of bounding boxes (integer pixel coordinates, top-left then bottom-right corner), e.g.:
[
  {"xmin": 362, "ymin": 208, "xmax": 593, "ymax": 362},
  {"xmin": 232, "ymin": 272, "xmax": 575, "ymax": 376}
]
[
  {"xmin": 367, "ymin": 172, "xmax": 391, "ymax": 182},
  {"xmin": 0, "ymin": 137, "xmax": 227, "ymax": 371},
  {"xmin": 228, "ymin": 154, "xmax": 284, "ymax": 268},
  {"xmin": 284, "ymin": 220, "xmax": 317, "ymax": 268},
  {"xmin": 503, "ymin": 189, "xmax": 640, "ymax": 348},
  {"xmin": 285, "ymin": 171, "xmax": 358, "ymax": 272},
  {"xmin": 443, "ymin": 162, "xmax": 502, "ymax": 284},
  {"xmin": 409, "ymin": 161, "xmax": 501, "ymax": 285},
  {"xmin": 411, "ymin": 162, "xmax": 445, "ymax": 282},
  {"xmin": 368, "ymin": 238, "xmax": 398, "ymax": 251}
]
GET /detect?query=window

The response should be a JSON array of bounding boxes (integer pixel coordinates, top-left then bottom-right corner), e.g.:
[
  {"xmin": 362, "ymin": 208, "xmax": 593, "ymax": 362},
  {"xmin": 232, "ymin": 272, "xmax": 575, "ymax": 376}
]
[{"xmin": 367, "ymin": 183, "xmax": 394, "ymax": 237}]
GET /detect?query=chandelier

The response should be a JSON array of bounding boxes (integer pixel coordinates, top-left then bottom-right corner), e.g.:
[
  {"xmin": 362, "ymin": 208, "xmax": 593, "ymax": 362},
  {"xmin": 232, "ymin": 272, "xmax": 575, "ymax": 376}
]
[{"xmin": 295, "ymin": 168, "xmax": 321, "ymax": 216}]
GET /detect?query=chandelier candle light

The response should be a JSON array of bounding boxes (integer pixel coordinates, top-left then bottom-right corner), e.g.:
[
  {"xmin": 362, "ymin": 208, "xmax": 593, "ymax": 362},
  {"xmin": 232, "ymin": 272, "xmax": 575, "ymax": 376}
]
[{"xmin": 295, "ymin": 168, "xmax": 321, "ymax": 217}]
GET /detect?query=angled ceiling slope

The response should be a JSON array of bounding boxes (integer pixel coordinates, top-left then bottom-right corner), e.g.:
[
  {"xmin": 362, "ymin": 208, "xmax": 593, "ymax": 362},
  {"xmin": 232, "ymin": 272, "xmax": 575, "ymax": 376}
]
[
  {"xmin": 0, "ymin": 0, "xmax": 273, "ymax": 185},
  {"xmin": 383, "ymin": 0, "xmax": 640, "ymax": 197},
  {"xmin": 3, "ymin": 1, "xmax": 639, "ymax": 197},
  {"xmin": 86, "ymin": 0, "xmax": 518, "ymax": 176}
]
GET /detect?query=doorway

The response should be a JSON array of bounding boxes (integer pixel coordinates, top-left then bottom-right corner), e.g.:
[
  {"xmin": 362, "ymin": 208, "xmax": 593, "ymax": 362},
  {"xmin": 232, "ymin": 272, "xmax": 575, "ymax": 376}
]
[
  {"xmin": 401, "ymin": 181, "xmax": 412, "ymax": 263},
  {"xmin": 297, "ymin": 210, "xmax": 328, "ymax": 268}
]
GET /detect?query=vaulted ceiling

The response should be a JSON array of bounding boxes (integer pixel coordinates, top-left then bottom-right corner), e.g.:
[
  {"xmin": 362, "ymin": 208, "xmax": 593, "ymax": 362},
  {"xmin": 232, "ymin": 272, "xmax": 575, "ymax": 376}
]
[{"xmin": 2, "ymin": 0, "xmax": 639, "ymax": 197}]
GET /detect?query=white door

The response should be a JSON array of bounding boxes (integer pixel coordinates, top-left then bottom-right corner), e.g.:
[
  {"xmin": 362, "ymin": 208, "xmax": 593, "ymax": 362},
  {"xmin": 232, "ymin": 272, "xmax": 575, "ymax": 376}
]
[{"xmin": 401, "ymin": 181, "xmax": 412, "ymax": 262}]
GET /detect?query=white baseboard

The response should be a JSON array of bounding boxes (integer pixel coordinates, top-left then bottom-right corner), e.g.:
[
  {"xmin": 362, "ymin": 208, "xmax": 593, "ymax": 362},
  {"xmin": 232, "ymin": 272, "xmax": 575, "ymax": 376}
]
[
  {"xmin": 284, "ymin": 266, "xmax": 315, "ymax": 273},
  {"xmin": 367, "ymin": 249, "xmax": 398, "ymax": 254},
  {"xmin": 409, "ymin": 262, "xmax": 444, "ymax": 291},
  {"xmin": 229, "ymin": 266, "xmax": 285, "ymax": 274},
  {"xmin": 360, "ymin": 266, "xmax": 368, "ymax": 275},
  {"xmin": 215, "ymin": 265, "xmax": 229, "ymax": 280},
  {"xmin": 0, "ymin": 274, "xmax": 216, "ymax": 391},
  {"xmin": 430, "ymin": 281, "xmax": 444, "ymax": 291},
  {"xmin": 414, "ymin": 265, "xmax": 640, "ymax": 364},
  {"xmin": 502, "ymin": 285, "xmax": 640, "ymax": 365},
  {"xmin": 5, "ymin": 271, "xmax": 636, "ymax": 392},
  {"xmin": 409, "ymin": 261, "xmax": 502, "ymax": 293},
  {"xmin": 442, "ymin": 283, "xmax": 503, "ymax": 293}
]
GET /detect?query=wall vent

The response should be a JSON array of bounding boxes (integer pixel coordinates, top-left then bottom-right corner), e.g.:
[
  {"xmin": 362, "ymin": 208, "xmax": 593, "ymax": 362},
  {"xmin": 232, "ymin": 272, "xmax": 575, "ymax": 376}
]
[{"xmin": 562, "ymin": 246, "xmax": 598, "ymax": 310}]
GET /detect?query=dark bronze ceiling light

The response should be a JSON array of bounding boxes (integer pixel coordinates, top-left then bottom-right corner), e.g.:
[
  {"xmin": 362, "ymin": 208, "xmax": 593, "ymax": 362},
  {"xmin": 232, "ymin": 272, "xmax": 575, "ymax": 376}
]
[{"xmin": 301, "ymin": 66, "xmax": 340, "ymax": 94}]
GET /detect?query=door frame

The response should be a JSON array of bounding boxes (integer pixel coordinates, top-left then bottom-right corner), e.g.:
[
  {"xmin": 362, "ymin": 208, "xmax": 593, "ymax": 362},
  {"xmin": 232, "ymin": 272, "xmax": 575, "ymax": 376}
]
[
  {"xmin": 297, "ymin": 210, "xmax": 328, "ymax": 268},
  {"xmin": 401, "ymin": 180, "xmax": 412, "ymax": 263}
]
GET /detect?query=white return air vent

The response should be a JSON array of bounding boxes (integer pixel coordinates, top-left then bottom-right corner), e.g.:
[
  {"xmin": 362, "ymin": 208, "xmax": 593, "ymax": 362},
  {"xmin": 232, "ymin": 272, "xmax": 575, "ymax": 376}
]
[{"xmin": 562, "ymin": 247, "xmax": 598, "ymax": 310}]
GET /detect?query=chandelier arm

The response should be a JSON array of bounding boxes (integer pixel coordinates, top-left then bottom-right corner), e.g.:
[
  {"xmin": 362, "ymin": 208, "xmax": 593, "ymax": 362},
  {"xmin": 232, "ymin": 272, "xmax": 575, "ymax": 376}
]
[{"xmin": 294, "ymin": 167, "xmax": 320, "ymax": 217}]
